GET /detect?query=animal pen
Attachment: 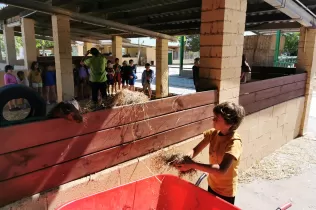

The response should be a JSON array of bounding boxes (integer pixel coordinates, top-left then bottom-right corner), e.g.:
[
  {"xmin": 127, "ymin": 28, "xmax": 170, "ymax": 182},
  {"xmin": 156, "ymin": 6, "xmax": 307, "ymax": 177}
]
[{"xmin": 0, "ymin": 0, "xmax": 315, "ymax": 209}]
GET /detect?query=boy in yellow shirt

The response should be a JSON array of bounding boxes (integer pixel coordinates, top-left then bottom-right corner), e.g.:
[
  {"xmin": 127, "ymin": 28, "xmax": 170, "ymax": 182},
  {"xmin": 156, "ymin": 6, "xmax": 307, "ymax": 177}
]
[{"xmin": 175, "ymin": 102, "xmax": 245, "ymax": 205}]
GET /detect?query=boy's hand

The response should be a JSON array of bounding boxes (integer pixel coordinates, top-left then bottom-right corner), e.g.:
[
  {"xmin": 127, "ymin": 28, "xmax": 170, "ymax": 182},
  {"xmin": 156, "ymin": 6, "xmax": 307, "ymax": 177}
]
[
  {"xmin": 174, "ymin": 162, "xmax": 194, "ymax": 172},
  {"xmin": 174, "ymin": 156, "xmax": 195, "ymax": 172}
]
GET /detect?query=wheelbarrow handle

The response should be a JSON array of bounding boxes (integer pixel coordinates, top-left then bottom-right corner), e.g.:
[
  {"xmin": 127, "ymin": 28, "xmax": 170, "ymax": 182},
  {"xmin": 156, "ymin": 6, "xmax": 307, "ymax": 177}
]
[
  {"xmin": 276, "ymin": 202, "xmax": 292, "ymax": 210},
  {"xmin": 195, "ymin": 173, "xmax": 207, "ymax": 186}
]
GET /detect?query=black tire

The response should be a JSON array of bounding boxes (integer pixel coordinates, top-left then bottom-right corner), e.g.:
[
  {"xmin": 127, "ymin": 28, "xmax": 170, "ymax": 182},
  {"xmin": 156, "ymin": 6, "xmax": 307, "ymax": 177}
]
[{"xmin": 0, "ymin": 84, "xmax": 46, "ymax": 125}]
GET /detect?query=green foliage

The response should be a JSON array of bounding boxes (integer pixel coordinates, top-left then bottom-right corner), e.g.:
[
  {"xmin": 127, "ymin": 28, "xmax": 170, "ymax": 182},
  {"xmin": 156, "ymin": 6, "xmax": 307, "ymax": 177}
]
[
  {"xmin": 0, "ymin": 36, "xmax": 54, "ymax": 57},
  {"xmin": 283, "ymin": 32, "xmax": 299, "ymax": 56},
  {"xmin": 176, "ymin": 35, "xmax": 200, "ymax": 52},
  {"xmin": 185, "ymin": 35, "xmax": 200, "ymax": 52},
  {"xmin": 36, "ymin": 39, "xmax": 54, "ymax": 49}
]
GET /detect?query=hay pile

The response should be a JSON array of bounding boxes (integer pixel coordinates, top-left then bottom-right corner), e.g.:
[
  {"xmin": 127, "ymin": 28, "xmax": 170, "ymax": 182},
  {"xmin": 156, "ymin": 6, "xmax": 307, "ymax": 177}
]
[
  {"xmin": 3, "ymin": 107, "xmax": 31, "ymax": 121},
  {"xmin": 110, "ymin": 89, "xmax": 149, "ymax": 107},
  {"xmin": 81, "ymin": 89, "xmax": 149, "ymax": 112},
  {"xmin": 239, "ymin": 137, "xmax": 316, "ymax": 183},
  {"xmin": 151, "ymin": 152, "xmax": 197, "ymax": 179}
]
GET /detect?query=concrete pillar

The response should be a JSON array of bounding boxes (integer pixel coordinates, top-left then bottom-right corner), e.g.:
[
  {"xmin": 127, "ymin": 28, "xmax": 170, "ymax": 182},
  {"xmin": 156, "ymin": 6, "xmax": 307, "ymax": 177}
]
[
  {"xmin": 297, "ymin": 27, "xmax": 316, "ymax": 135},
  {"xmin": 155, "ymin": 38, "xmax": 169, "ymax": 98},
  {"xmin": 112, "ymin": 36, "xmax": 122, "ymax": 61},
  {"xmin": 83, "ymin": 42, "xmax": 93, "ymax": 54},
  {"xmin": 3, "ymin": 25, "xmax": 16, "ymax": 65},
  {"xmin": 52, "ymin": 15, "xmax": 74, "ymax": 101},
  {"xmin": 199, "ymin": 0, "xmax": 247, "ymax": 103},
  {"xmin": 21, "ymin": 18, "xmax": 37, "ymax": 69},
  {"xmin": 77, "ymin": 44, "xmax": 84, "ymax": 56}
]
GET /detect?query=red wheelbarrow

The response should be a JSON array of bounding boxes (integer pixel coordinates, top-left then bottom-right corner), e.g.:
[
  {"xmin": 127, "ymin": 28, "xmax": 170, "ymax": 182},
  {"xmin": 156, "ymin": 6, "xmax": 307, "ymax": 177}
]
[{"xmin": 57, "ymin": 174, "xmax": 292, "ymax": 210}]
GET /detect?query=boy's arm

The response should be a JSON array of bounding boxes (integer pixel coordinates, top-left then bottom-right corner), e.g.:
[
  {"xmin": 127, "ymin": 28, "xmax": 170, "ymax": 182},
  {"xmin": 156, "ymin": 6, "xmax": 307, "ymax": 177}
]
[
  {"xmin": 189, "ymin": 129, "xmax": 213, "ymax": 159},
  {"xmin": 81, "ymin": 50, "xmax": 90, "ymax": 66},
  {"xmin": 178, "ymin": 139, "xmax": 242, "ymax": 175}
]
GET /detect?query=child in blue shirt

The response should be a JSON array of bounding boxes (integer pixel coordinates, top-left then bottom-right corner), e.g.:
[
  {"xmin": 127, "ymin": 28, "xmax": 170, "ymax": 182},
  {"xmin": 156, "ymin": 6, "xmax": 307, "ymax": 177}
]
[{"xmin": 141, "ymin": 63, "xmax": 154, "ymax": 99}]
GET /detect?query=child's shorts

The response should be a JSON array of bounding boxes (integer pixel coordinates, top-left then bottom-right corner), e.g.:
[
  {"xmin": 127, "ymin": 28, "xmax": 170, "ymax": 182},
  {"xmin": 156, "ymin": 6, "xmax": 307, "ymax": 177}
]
[
  {"xmin": 143, "ymin": 83, "xmax": 151, "ymax": 91},
  {"xmin": 107, "ymin": 74, "xmax": 114, "ymax": 85},
  {"xmin": 122, "ymin": 77, "xmax": 129, "ymax": 85},
  {"xmin": 114, "ymin": 73, "xmax": 121, "ymax": 83},
  {"xmin": 32, "ymin": 83, "xmax": 43, "ymax": 88},
  {"xmin": 129, "ymin": 78, "xmax": 135, "ymax": 86}
]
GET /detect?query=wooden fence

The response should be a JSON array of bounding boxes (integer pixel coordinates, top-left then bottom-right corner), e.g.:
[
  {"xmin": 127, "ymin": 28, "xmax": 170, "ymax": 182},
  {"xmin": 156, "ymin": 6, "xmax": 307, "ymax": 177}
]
[
  {"xmin": 240, "ymin": 73, "xmax": 307, "ymax": 114},
  {"xmin": 0, "ymin": 90, "xmax": 217, "ymax": 207}
]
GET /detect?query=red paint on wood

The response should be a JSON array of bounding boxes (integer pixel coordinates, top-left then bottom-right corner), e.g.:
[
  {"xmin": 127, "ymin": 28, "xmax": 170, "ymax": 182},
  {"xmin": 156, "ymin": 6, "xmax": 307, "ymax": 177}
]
[
  {"xmin": 244, "ymin": 89, "xmax": 305, "ymax": 114},
  {"xmin": 240, "ymin": 73, "xmax": 307, "ymax": 95},
  {"xmin": 0, "ymin": 105, "xmax": 214, "ymax": 181},
  {"xmin": 255, "ymin": 86, "xmax": 281, "ymax": 102},
  {"xmin": 0, "ymin": 90, "xmax": 217, "ymax": 155},
  {"xmin": 0, "ymin": 118, "xmax": 213, "ymax": 207},
  {"xmin": 239, "ymin": 93, "xmax": 255, "ymax": 106}
]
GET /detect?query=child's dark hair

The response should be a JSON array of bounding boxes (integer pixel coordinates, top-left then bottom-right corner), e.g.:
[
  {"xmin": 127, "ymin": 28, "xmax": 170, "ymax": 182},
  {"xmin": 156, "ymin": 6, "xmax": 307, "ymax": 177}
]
[
  {"xmin": 129, "ymin": 59, "xmax": 134, "ymax": 64},
  {"xmin": 115, "ymin": 58, "xmax": 119, "ymax": 62},
  {"xmin": 107, "ymin": 60, "xmax": 112, "ymax": 64},
  {"xmin": 90, "ymin": 48, "xmax": 99, "ymax": 56},
  {"xmin": 145, "ymin": 63, "xmax": 150, "ymax": 67},
  {"xmin": 213, "ymin": 102, "xmax": 245, "ymax": 131},
  {"xmin": 5, "ymin": 65, "xmax": 13, "ymax": 73},
  {"xmin": 17, "ymin": 71, "xmax": 25, "ymax": 80},
  {"xmin": 194, "ymin": 57, "xmax": 200, "ymax": 62},
  {"xmin": 31, "ymin": 61, "xmax": 39, "ymax": 71}
]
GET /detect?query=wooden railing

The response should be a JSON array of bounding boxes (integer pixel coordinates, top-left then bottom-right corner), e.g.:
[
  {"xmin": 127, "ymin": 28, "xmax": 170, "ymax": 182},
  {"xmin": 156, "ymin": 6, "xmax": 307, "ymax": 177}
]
[
  {"xmin": 240, "ymin": 73, "xmax": 307, "ymax": 115},
  {"xmin": 0, "ymin": 90, "xmax": 217, "ymax": 207}
]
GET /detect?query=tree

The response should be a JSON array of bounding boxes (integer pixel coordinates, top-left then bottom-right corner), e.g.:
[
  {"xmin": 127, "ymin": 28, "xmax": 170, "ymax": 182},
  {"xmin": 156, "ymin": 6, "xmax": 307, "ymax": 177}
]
[
  {"xmin": 283, "ymin": 32, "xmax": 299, "ymax": 56},
  {"xmin": 186, "ymin": 35, "xmax": 200, "ymax": 52},
  {"xmin": 176, "ymin": 35, "xmax": 200, "ymax": 52},
  {"xmin": 36, "ymin": 39, "xmax": 54, "ymax": 49}
]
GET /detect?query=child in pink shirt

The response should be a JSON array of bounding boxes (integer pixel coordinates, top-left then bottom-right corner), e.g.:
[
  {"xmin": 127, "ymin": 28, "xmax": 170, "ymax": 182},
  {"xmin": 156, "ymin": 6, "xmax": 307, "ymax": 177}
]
[{"xmin": 4, "ymin": 65, "xmax": 20, "ymax": 111}]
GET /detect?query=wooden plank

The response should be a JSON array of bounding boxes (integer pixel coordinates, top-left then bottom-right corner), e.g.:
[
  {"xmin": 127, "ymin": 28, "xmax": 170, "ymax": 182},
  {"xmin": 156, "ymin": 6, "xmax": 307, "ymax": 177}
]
[
  {"xmin": 0, "ymin": 90, "xmax": 217, "ymax": 155},
  {"xmin": 255, "ymin": 86, "xmax": 281, "ymax": 102},
  {"xmin": 239, "ymin": 93, "xmax": 255, "ymax": 106},
  {"xmin": 0, "ymin": 104, "xmax": 213, "ymax": 181},
  {"xmin": 0, "ymin": 118, "xmax": 212, "ymax": 207},
  {"xmin": 244, "ymin": 89, "xmax": 305, "ymax": 115},
  {"xmin": 280, "ymin": 81, "xmax": 305, "ymax": 95},
  {"xmin": 240, "ymin": 73, "xmax": 307, "ymax": 95}
]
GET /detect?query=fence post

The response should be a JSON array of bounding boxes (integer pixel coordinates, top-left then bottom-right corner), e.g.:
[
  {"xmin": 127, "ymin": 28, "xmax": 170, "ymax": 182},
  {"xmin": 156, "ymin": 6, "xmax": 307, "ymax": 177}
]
[
  {"xmin": 179, "ymin": 36, "xmax": 184, "ymax": 75},
  {"xmin": 274, "ymin": 30, "xmax": 281, "ymax": 67}
]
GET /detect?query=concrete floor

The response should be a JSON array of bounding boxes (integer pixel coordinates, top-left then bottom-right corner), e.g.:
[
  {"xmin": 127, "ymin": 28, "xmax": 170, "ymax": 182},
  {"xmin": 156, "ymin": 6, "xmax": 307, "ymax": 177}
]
[{"xmin": 236, "ymin": 93, "xmax": 316, "ymax": 210}]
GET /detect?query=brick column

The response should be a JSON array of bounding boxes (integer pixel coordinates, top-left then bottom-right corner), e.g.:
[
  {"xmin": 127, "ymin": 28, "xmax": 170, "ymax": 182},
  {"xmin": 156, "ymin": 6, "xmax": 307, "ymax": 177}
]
[
  {"xmin": 3, "ymin": 25, "xmax": 16, "ymax": 65},
  {"xmin": 21, "ymin": 18, "xmax": 37, "ymax": 70},
  {"xmin": 77, "ymin": 44, "xmax": 84, "ymax": 56},
  {"xmin": 52, "ymin": 15, "xmax": 74, "ymax": 101},
  {"xmin": 200, "ymin": 0, "xmax": 247, "ymax": 103},
  {"xmin": 112, "ymin": 36, "xmax": 122, "ymax": 61},
  {"xmin": 155, "ymin": 38, "xmax": 169, "ymax": 98},
  {"xmin": 296, "ymin": 27, "xmax": 316, "ymax": 135},
  {"xmin": 83, "ymin": 42, "xmax": 93, "ymax": 54}
]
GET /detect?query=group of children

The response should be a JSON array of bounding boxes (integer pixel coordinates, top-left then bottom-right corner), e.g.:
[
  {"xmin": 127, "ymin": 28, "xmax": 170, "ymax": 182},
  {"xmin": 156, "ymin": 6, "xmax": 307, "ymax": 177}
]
[
  {"xmin": 3, "ymin": 62, "xmax": 57, "ymax": 111},
  {"xmin": 88, "ymin": 58, "xmax": 154, "ymax": 99}
]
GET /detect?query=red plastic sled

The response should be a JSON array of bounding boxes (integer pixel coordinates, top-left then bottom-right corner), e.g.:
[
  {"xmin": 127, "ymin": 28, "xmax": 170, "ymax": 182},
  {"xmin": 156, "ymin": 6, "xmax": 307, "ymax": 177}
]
[{"xmin": 57, "ymin": 174, "xmax": 240, "ymax": 210}]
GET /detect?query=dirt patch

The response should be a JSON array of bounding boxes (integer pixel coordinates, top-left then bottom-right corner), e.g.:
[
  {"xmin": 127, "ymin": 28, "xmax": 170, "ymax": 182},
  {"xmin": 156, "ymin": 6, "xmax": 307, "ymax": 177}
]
[{"xmin": 239, "ymin": 137, "xmax": 316, "ymax": 183}]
